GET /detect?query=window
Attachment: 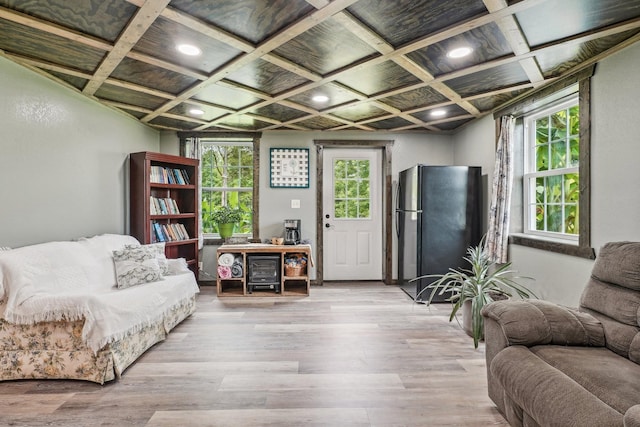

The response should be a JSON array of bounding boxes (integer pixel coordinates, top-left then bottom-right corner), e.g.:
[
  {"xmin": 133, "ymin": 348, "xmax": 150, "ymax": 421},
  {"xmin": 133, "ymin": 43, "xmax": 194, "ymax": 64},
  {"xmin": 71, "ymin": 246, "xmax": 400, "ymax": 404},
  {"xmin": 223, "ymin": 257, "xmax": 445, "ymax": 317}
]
[
  {"xmin": 200, "ymin": 139, "xmax": 254, "ymax": 238},
  {"xmin": 495, "ymin": 65, "xmax": 594, "ymax": 259},
  {"xmin": 333, "ymin": 159, "xmax": 371, "ymax": 219},
  {"xmin": 523, "ymin": 97, "xmax": 579, "ymax": 241}
]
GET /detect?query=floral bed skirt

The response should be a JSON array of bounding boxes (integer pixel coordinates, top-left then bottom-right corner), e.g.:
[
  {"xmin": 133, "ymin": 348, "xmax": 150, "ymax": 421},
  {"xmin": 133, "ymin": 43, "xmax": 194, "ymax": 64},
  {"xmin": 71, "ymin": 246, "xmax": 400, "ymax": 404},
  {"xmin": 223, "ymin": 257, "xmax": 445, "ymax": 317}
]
[{"xmin": 0, "ymin": 296, "xmax": 196, "ymax": 384}]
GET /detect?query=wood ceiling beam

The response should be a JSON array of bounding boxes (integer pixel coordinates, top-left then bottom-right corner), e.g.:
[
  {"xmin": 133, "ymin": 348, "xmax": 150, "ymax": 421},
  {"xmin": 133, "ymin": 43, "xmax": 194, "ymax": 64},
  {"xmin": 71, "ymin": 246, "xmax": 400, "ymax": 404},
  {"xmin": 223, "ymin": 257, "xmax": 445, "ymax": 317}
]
[
  {"xmin": 483, "ymin": 0, "xmax": 545, "ymax": 86},
  {"xmin": 126, "ymin": 50, "xmax": 209, "ymax": 80},
  {"xmin": 83, "ymin": 0, "xmax": 171, "ymax": 96},
  {"xmin": 3, "ymin": 53, "xmax": 93, "ymax": 81}
]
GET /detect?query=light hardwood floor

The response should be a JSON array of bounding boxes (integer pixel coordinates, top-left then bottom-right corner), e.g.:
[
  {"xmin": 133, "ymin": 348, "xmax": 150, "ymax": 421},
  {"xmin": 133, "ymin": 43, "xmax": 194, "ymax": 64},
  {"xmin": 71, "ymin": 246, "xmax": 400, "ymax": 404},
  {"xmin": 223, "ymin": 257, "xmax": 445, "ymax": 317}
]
[{"xmin": 0, "ymin": 283, "xmax": 508, "ymax": 427}]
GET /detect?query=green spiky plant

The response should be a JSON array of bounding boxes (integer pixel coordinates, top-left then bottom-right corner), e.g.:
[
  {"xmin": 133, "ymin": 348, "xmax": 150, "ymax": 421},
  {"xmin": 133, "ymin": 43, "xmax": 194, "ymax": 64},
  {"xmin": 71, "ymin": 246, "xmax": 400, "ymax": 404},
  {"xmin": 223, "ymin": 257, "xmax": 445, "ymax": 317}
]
[{"xmin": 412, "ymin": 237, "xmax": 536, "ymax": 348}]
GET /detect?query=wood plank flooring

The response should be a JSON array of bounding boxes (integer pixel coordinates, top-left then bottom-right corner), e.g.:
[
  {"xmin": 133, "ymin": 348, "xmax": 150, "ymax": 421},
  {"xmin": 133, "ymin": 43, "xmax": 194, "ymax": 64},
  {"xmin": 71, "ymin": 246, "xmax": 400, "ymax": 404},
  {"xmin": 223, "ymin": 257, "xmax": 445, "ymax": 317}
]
[{"xmin": 0, "ymin": 283, "xmax": 508, "ymax": 427}]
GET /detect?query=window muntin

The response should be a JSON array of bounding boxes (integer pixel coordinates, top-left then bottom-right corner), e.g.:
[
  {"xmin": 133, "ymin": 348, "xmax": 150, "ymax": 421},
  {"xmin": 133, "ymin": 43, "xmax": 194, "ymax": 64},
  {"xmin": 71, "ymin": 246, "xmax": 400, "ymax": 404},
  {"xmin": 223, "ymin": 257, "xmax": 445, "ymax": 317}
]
[
  {"xmin": 201, "ymin": 140, "xmax": 253, "ymax": 237},
  {"xmin": 524, "ymin": 97, "xmax": 579, "ymax": 241}
]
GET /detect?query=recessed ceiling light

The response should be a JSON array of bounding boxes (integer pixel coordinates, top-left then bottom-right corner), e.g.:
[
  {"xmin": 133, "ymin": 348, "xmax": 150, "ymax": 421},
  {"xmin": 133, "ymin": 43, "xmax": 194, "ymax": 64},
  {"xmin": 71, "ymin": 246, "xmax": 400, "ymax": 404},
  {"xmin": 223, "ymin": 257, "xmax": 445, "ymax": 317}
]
[
  {"xmin": 312, "ymin": 94, "xmax": 329, "ymax": 103},
  {"xmin": 177, "ymin": 44, "xmax": 202, "ymax": 56},
  {"xmin": 447, "ymin": 46, "xmax": 473, "ymax": 59},
  {"xmin": 430, "ymin": 109, "xmax": 447, "ymax": 117},
  {"xmin": 189, "ymin": 108, "xmax": 204, "ymax": 116}
]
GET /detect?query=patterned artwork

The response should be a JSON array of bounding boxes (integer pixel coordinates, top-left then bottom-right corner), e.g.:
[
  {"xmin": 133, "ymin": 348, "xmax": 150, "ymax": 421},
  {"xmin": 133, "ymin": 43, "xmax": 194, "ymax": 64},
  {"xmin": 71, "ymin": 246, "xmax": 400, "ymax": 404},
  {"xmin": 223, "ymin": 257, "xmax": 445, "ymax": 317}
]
[{"xmin": 270, "ymin": 148, "xmax": 309, "ymax": 188}]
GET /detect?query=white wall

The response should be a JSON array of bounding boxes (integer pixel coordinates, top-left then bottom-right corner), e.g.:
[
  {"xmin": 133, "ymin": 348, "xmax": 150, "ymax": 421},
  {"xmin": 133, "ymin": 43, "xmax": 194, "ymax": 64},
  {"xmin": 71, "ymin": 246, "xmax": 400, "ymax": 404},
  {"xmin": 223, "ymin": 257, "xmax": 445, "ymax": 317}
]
[
  {"xmin": 0, "ymin": 57, "xmax": 160, "ymax": 247},
  {"xmin": 452, "ymin": 114, "xmax": 497, "ymax": 232},
  {"xmin": 452, "ymin": 41, "xmax": 640, "ymax": 306}
]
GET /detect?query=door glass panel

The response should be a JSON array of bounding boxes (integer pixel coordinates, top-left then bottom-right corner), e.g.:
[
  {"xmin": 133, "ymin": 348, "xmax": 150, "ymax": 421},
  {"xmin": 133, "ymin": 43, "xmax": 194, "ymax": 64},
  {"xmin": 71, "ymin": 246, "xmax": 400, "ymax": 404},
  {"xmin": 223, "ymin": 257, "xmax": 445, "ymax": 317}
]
[{"xmin": 333, "ymin": 159, "xmax": 371, "ymax": 219}]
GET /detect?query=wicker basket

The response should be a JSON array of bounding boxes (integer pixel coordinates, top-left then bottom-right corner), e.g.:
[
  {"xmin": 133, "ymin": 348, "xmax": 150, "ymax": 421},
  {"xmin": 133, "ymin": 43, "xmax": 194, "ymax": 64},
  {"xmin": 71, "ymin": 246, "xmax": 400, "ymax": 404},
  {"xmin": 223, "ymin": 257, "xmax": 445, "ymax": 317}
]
[{"xmin": 285, "ymin": 265, "xmax": 306, "ymax": 277}]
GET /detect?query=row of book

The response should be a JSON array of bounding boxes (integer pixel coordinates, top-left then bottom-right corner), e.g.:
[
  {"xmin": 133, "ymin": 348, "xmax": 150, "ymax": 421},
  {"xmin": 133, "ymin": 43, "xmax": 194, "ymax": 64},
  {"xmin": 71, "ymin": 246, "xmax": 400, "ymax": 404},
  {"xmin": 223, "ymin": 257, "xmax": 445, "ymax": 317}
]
[
  {"xmin": 150, "ymin": 166, "xmax": 191, "ymax": 185},
  {"xmin": 151, "ymin": 222, "xmax": 191, "ymax": 243},
  {"xmin": 150, "ymin": 196, "xmax": 180, "ymax": 215}
]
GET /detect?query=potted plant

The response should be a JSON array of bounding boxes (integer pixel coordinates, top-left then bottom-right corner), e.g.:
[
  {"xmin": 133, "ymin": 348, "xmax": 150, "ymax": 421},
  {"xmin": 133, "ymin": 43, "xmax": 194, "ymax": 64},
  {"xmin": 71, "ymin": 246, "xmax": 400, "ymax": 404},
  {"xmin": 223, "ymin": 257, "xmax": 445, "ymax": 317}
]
[
  {"xmin": 411, "ymin": 237, "xmax": 536, "ymax": 348},
  {"xmin": 211, "ymin": 206, "xmax": 242, "ymax": 238}
]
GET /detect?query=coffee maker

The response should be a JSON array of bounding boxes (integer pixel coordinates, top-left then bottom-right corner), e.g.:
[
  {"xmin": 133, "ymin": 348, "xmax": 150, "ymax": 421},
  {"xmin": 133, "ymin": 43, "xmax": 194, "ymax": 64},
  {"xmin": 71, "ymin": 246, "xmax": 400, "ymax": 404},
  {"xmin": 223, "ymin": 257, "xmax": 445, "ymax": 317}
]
[{"xmin": 283, "ymin": 219, "xmax": 301, "ymax": 245}]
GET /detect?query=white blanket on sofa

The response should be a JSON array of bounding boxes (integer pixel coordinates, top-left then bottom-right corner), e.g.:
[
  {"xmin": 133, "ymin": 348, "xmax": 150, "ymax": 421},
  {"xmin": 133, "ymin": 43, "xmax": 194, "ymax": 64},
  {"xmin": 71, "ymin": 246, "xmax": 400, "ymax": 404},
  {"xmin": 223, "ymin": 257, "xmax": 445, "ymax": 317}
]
[{"xmin": 0, "ymin": 235, "xmax": 199, "ymax": 352}]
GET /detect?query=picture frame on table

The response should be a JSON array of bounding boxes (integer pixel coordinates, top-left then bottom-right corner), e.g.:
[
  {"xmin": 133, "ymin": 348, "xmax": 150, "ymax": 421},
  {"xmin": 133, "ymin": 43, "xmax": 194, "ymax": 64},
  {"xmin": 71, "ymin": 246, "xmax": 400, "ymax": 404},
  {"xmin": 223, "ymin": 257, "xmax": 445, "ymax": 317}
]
[{"xmin": 269, "ymin": 148, "xmax": 310, "ymax": 188}]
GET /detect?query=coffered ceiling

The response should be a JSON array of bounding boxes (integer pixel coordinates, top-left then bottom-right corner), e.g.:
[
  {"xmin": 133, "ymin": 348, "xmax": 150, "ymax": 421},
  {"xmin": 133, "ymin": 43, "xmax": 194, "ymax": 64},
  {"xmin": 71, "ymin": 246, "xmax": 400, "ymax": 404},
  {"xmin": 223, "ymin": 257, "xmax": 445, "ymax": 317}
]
[{"xmin": 1, "ymin": 0, "xmax": 640, "ymax": 133}]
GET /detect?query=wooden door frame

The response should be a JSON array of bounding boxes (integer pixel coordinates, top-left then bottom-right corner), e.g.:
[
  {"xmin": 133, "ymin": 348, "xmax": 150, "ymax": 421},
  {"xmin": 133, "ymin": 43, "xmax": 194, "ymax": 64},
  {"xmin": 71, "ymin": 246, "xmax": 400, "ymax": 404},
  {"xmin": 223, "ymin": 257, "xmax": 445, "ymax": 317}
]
[{"xmin": 314, "ymin": 140, "xmax": 394, "ymax": 286}]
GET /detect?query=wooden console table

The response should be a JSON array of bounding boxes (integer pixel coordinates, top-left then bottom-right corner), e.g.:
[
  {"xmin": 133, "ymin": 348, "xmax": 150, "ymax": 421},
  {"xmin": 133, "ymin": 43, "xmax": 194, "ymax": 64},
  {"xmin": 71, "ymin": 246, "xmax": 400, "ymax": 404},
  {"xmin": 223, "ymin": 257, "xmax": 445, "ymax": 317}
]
[{"xmin": 216, "ymin": 243, "xmax": 313, "ymax": 297}]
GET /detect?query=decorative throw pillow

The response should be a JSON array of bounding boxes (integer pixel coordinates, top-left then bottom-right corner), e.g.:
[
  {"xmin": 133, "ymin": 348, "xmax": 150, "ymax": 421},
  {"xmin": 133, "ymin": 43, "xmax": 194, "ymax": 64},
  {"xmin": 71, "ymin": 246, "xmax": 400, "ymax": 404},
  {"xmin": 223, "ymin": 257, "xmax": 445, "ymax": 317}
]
[
  {"xmin": 124, "ymin": 242, "xmax": 170, "ymax": 276},
  {"xmin": 167, "ymin": 257, "xmax": 190, "ymax": 275},
  {"xmin": 113, "ymin": 246, "xmax": 162, "ymax": 289}
]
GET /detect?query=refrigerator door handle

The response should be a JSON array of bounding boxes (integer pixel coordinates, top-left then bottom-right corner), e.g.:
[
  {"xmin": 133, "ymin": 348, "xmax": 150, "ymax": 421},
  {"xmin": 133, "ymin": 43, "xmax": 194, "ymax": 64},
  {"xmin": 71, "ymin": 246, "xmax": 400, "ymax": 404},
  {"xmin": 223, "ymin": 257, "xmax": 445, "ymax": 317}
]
[{"xmin": 395, "ymin": 181, "xmax": 401, "ymax": 238}]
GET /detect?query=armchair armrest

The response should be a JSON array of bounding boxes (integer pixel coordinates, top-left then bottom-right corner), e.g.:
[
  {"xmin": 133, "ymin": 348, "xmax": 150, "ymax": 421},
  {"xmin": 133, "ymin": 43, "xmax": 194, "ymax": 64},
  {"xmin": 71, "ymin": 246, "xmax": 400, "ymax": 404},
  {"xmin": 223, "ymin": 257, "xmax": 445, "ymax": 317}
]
[
  {"xmin": 625, "ymin": 405, "xmax": 640, "ymax": 427},
  {"xmin": 482, "ymin": 299, "xmax": 605, "ymax": 347},
  {"xmin": 481, "ymin": 299, "xmax": 605, "ymax": 411}
]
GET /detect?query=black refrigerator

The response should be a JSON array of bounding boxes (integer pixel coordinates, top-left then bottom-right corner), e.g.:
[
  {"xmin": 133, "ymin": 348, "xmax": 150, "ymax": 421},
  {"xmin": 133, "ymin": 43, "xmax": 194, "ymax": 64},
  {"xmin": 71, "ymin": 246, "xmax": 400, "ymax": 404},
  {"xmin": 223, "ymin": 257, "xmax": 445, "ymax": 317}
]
[{"xmin": 396, "ymin": 165, "xmax": 483, "ymax": 302}]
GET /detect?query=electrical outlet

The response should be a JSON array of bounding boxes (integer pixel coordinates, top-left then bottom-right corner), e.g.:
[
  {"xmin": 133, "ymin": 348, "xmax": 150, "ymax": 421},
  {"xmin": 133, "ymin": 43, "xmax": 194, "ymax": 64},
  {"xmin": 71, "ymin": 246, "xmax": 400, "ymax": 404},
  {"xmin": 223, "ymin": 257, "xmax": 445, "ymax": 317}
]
[{"xmin": 291, "ymin": 199, "xmax": 301, "ymax": 208}]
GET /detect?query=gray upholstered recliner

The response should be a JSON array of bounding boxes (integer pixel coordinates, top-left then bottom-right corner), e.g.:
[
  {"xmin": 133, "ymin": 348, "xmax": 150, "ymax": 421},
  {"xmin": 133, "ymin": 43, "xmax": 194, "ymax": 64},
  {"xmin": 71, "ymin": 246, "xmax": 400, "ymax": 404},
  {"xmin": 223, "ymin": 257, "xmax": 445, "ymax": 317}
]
[{"xmin": 482, "ymin": 241, "xmax": 640, "ymax": 427}]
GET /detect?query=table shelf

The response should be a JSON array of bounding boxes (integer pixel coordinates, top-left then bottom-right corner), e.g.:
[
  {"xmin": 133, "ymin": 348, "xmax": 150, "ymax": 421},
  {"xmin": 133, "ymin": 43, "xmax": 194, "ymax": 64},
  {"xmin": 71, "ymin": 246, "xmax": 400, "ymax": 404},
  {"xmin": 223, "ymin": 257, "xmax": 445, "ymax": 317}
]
[{"xmin": 216, "ymin": 244, "xmax": 312, "ymax": 297}]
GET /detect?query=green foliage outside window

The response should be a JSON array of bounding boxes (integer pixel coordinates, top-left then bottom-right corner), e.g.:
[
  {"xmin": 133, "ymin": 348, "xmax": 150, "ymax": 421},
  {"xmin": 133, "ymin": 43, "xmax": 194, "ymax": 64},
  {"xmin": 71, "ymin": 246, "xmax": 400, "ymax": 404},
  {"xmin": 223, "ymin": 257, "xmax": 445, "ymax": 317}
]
[
  {"xmin": 532, "ymin": 104, "xmax": 579, "ymax": 235},
  {"xmin": 201, "ymin": 143, "xmax": 253, "ymax": 235},
  {"xmin": 333, "ymin": 159, "xmax": 370, "ymax": 219}
]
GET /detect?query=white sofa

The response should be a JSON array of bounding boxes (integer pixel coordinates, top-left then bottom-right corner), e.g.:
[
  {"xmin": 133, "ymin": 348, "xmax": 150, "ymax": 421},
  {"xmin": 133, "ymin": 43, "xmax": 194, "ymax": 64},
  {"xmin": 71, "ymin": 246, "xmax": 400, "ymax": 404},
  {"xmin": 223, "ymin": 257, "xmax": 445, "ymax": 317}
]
[{"xmin": 0, "ymin": 234, "xmax": 199, "ymax": 384}]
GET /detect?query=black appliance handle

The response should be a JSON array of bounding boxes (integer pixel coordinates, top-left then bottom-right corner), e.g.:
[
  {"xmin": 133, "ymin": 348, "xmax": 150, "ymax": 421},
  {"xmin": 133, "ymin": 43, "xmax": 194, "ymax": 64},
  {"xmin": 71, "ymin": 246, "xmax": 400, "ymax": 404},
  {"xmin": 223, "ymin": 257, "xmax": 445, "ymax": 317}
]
[{"xmin": 395, "ymin": 181, "xmax": 401, "ymax": 238}]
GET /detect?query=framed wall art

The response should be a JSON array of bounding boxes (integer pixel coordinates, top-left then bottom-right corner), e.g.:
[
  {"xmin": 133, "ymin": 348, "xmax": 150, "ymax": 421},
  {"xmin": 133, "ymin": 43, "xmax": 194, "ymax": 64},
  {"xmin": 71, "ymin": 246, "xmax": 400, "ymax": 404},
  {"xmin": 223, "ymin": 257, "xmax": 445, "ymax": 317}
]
[{"xmin": 270, "ymin": 148, "xmax": 309, "ymax": 188}]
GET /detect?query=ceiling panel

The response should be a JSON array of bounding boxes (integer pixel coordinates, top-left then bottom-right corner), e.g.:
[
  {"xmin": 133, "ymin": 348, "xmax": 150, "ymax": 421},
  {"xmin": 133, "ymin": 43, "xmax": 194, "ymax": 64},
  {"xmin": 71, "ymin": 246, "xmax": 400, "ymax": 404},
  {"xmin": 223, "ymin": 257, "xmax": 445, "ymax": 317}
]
[
  {"xmin": 411, "ymin": 104, "xmax": 469, "ymax": 122},
  {"xmin": 247, "ymin": 103, "xmax": 309, "ymax": 123},
  {"xmin": 110, "ymin": 57, "xmax": 199, "ymax": 95},
  {"xmin": 95, "ymin": 84, "xmax": 168, "ymax": 110},
  {"xmin": 433, "ymin": 117, "xmax": 474, "ymax": 131},
  {"xmin": 379, "ymin": 86, "xmax": 449, "ymax": 111},
  {"xmin": 368, "ymin": 116, "xmax": 414, "ymax": 130},
  {"xmin": 167, "ymin": 103, "xmax": 228, "ymax": 122},
  {"xmin": 225, "ymin": 58, "xmax": 310, "ymax": 96},
  {"xmin": 347, "ymin": 0, "xmax": 488, "ymax": 47},
  {"xmin": 47, "ymin": 71, "xmax": 88, "ymax": 91},
  {"xmin": 192, "ymin": 83, "xmax": 260, "ymax": 110},
  {"xmin": 149, "ymin": 115, "xmax": 201, "ymax": 130},
  {"xmin": 330, "ymin": 102, "xmax": 388, "ymax": 122},
  {"xmin": 445, "ymin": 62, "xmax": 530, "ymax": 98},
  {"xmin": 0, "ymin": 0, "xmax": 136, "ymax": 42},
  {"xmin": 407, "ymin": 23, "xmax": 512, "ymax": 77},
  {"xmin": 216, "ymin": 114, "xmax": 275, "ymax": 131},
  {"xmin": 516, "ymin": 0, "xmax": 640, "ymax": 47},
  {"xmin": 0, "ymin": 18, "xmax": 105, "ymax": 72},
  {"xmin": 169, "ymin": 0, "xmax": 316, "ymax": 44},
  {"xmin": 468, "ymin": 88, "xmax": 530, "ymax": 112},
  {"xmin": 273, "ymin": 18, "xmax": 379, "ymax": 75},
  {"xmin": 536, "ymin": 30, "xmax": 640, "ymax": 78},
  {"xmin": 336, "ymin": 60, "xmax": 422, "ymax": 96},
  {"xmin": 296, "ymin": 115, "xmax": 345, "ymax": 130},
  {"xmin": 286, "ymin": 83, "xmax": 359, "ymax": 110},
  {"xmin": 133, "ymin": 16, "xmax": 243, "ymax": 74}
]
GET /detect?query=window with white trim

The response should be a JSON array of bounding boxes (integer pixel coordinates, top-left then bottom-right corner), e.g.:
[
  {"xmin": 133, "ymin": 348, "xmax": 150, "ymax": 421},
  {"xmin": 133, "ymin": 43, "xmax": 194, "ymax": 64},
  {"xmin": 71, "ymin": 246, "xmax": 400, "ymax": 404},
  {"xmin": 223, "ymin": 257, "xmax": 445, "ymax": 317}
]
[
  {"xmin": 523, "ymin": 96, "xmax": 579, "ymax": 242},
  {"xmin": 200, "ymin": 139, "xmax": 253, "ymax": 238}
]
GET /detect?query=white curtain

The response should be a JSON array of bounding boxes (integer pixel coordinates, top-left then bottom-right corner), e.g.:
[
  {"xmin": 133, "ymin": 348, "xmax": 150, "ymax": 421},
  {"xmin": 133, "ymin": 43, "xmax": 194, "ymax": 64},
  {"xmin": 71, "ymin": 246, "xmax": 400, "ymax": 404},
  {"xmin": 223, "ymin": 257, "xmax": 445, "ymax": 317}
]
[
  {"xmin": 181, "ymin": 137, "xmax": 203, "ymax": 250},
  {"xmin": 486, "ymin": 116, "xmax": 515, "ymax": 263}
]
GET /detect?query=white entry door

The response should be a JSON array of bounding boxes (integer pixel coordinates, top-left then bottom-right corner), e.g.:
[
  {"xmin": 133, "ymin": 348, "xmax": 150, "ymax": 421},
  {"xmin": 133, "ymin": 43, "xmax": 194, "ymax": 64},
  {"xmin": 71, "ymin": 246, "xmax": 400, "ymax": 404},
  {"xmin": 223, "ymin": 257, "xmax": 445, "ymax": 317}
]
[{"xmin": 323, "ymin": 148, "xmax": 382, "ymax": 281}]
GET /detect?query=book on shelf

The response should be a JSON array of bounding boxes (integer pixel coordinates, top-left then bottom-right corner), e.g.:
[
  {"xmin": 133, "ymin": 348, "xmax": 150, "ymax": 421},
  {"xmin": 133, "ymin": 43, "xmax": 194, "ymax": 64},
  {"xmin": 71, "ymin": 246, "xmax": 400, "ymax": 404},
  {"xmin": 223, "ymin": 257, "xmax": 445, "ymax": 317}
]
[
  {"xmin": 152, "ymin": 221, "xmax": 191, "ymax": 242},
  {"xmin": 150, "ymin": 197, "xmax": 181, "ymax": 215},
  {"xmin": 149, "ymin": 166, "xmax": 191, "ymax": 185},
  {"xmin": 152, "ymin": 222, "xmax": 166, "ymax": 242}
]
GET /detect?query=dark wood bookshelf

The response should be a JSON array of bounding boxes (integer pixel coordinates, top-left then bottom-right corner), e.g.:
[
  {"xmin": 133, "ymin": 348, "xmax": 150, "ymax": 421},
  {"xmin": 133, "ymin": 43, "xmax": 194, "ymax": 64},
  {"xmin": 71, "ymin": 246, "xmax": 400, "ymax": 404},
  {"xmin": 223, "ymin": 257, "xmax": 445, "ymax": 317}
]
[{"xmin": 130, "ymin": 151, "xmax": 199, "ymax": 280}]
